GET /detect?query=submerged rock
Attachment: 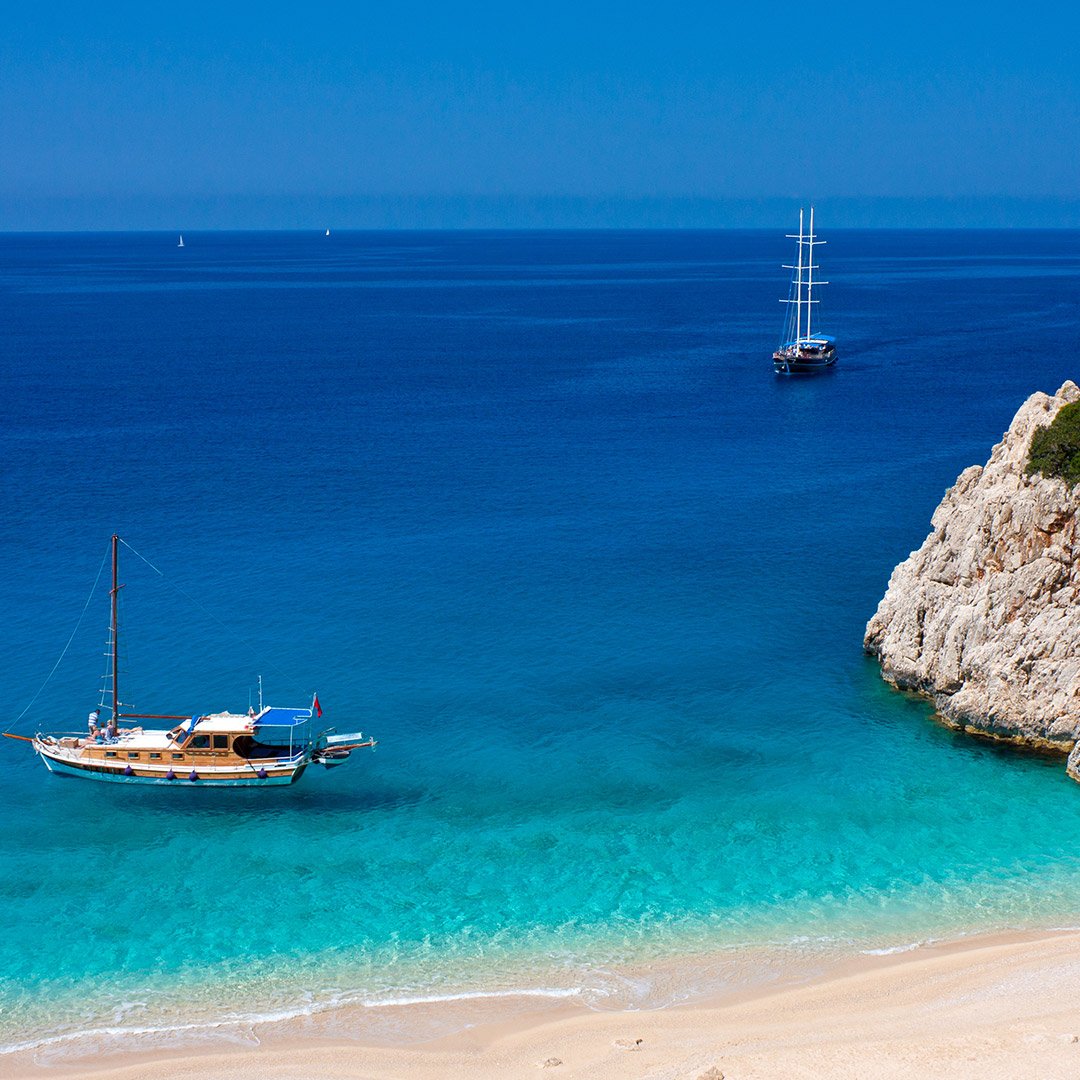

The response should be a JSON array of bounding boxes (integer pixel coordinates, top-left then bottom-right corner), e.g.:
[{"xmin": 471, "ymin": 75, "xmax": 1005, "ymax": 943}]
[{"xmin": 865, "ymin": 382, "xmax": 1080, "ymax": 768}]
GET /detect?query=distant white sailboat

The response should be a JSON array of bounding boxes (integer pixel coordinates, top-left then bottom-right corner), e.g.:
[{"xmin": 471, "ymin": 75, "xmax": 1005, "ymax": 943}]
[
  {"xmin": 178, "ymin": 234, "xmax": 185, "ymax": 248},
  {"xmin": 325, "ymin": 228, "xmax": 331, "ymax": 237}
]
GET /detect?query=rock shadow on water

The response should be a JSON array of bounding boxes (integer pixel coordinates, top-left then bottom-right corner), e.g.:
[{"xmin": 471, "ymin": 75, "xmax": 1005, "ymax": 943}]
[{"xmin": 862, "ymin": 660, "xmax": 1064, "ymax": 765}]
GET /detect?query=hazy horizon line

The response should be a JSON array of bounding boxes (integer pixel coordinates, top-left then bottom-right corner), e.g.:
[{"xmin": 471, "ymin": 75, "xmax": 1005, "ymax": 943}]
[
  {"xmin": 7, "ymin": 224, "xmax": 1080, "ymax": 235},
  {"xmin": 5, "ymin": 194, "xmax": 1080, "ymax": 232}
]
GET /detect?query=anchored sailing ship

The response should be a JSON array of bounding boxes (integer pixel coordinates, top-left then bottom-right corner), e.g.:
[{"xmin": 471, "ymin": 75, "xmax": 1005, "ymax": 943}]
[
  {"xmin": 10, "ymin": 536, "xmax": 375, "ymax": 786},
  {"xmin": 772, "ymin": 207, "xmax": 836, "ymax": 374}
]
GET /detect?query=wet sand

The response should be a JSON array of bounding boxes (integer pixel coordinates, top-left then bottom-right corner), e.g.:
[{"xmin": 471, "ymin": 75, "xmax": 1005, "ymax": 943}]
[{"xmin": 8, "ymin": 929, "xmax": 1080, "ymax": 1079}]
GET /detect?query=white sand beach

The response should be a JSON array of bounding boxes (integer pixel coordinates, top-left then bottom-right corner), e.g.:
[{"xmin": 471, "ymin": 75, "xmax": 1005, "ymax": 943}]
[{"xmin": 9, "ymin": 929, "xmax": 1080, "ymax": 1080}]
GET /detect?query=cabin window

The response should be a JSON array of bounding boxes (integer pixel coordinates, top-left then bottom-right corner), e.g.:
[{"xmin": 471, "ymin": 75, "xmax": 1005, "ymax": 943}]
[
  {"xmin": 127, "ymin": 752, "xmax": 139, "ymax": 760},
  {"xmin": 105, "ymin": 751, "xmax": 117, "ymax": 758},
  {"xmin": 189, "ymin": 734, "xmax": 210, "ymax": 749},
  {"xmin": 212, "ymin": 734, "xmax": 229, "ymax": 750},
  {"xmin": 171, "ymin": 753, "xmax": 184, "ymax": 760},
  {"xmin": 150, "ymin": 753, "xmax": 161, "ymax": 760}
]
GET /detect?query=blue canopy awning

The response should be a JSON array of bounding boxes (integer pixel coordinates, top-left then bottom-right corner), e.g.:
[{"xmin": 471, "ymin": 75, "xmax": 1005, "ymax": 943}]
[{"xmin": 254, "ymin": 707, "xmax": 313, "ymax": 728}]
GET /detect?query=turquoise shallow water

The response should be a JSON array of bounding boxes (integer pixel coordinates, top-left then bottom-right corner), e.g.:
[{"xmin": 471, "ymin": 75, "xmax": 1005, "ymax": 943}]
[{"xmin": 2, "ymin": 229, "xmax": 1080, "ymax": 1055}]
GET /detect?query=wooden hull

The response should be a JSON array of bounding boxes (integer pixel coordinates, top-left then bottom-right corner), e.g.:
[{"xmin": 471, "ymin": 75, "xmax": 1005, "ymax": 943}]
[{"xmin": 36, "ymin": 743, "xmax": 307, "ymax": 786}]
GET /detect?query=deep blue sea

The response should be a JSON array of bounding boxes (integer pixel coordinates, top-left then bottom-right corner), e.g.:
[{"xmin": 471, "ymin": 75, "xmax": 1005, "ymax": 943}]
[{"xmin": 2, "ymin": 229, "xmax": 1080, "ymax": 1058}]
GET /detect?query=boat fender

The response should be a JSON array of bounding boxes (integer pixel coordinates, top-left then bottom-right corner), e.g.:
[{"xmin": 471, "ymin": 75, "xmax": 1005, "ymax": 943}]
[
  {"xmin": 123, "ymin": 765, "xmax": 134, "ymax": 776},
  {"xmin": 188, "ymin": 770, "xmax": 198, "ymax": 782},
  {"xmin": 166, "ymin": 769, "xmax": 176, "ymax": 780},
  {"xmin": 257, "ymin": 768, "xmax": 268, "ymax": 779}
]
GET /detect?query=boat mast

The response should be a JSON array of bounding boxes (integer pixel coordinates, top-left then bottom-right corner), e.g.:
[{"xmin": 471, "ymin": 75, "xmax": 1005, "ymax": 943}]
[
  {"xmin": 795, "ymin": 208, "xmax": 804, "ymax": 345},
  {"xmin": 805, "ymin": 206, "xmax": 814, "ymax": 342},
  {"xmin": 110, "ymin": 534, "xmax": 120, "ymax": 724}
]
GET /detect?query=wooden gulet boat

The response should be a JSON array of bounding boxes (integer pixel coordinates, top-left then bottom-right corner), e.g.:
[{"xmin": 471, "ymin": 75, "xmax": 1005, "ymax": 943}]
[{"xmin": 13, "ymin": 536, "xmax": 375, "ymax": 787}]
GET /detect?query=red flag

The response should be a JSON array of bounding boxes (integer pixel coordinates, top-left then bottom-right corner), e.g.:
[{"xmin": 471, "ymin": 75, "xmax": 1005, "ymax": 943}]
[{"xmin": 313, "ymin": 693, "xmax": 323, "ymax": 718}]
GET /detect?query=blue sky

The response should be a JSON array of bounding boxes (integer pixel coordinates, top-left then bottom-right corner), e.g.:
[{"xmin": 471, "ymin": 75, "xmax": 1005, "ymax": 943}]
[{"xmin": 3, "ymin": 1, "xmax": 1080, "ymax": 228}]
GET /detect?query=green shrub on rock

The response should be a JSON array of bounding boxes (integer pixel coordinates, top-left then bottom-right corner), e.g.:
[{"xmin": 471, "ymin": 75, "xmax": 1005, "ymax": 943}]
[{"xmin": 1027, "ymin": 401, "xmax": 1080, "ymax": 484}]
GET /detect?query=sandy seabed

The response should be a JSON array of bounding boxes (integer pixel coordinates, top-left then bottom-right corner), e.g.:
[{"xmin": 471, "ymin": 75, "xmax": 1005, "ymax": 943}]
[{"xmin": 7, "ymin": 930, "xmax": 1080, "ymax": 1080}]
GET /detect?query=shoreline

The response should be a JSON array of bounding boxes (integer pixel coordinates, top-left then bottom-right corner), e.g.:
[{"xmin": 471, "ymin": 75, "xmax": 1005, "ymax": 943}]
[{"xmin": 9, "ymin": 926, "xmax": 1080, "ymax": 1079}]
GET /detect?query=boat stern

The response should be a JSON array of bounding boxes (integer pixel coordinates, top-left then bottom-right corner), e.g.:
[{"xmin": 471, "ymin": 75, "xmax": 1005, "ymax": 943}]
[{"xmin": 313, "ymin": 730, "xmax": 377, "ymax": 767}]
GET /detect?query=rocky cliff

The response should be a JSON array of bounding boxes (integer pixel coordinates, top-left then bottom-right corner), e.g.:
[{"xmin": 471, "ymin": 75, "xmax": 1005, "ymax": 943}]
[{"xmin": 864, "ymin": 382, "xmax": 1080, "ymax": 777}]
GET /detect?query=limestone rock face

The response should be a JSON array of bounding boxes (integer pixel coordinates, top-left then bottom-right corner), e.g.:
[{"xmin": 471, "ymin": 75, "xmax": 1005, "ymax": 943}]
[{"xmin": 864, "ymin": 382, "xmax": 1080, "ymax": 757}]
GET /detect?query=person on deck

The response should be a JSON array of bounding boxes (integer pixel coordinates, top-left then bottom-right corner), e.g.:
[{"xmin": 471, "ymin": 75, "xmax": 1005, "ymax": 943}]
[{"xmin": 88, "ymin": 709, "xmax": 100, "ymax": 738}]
